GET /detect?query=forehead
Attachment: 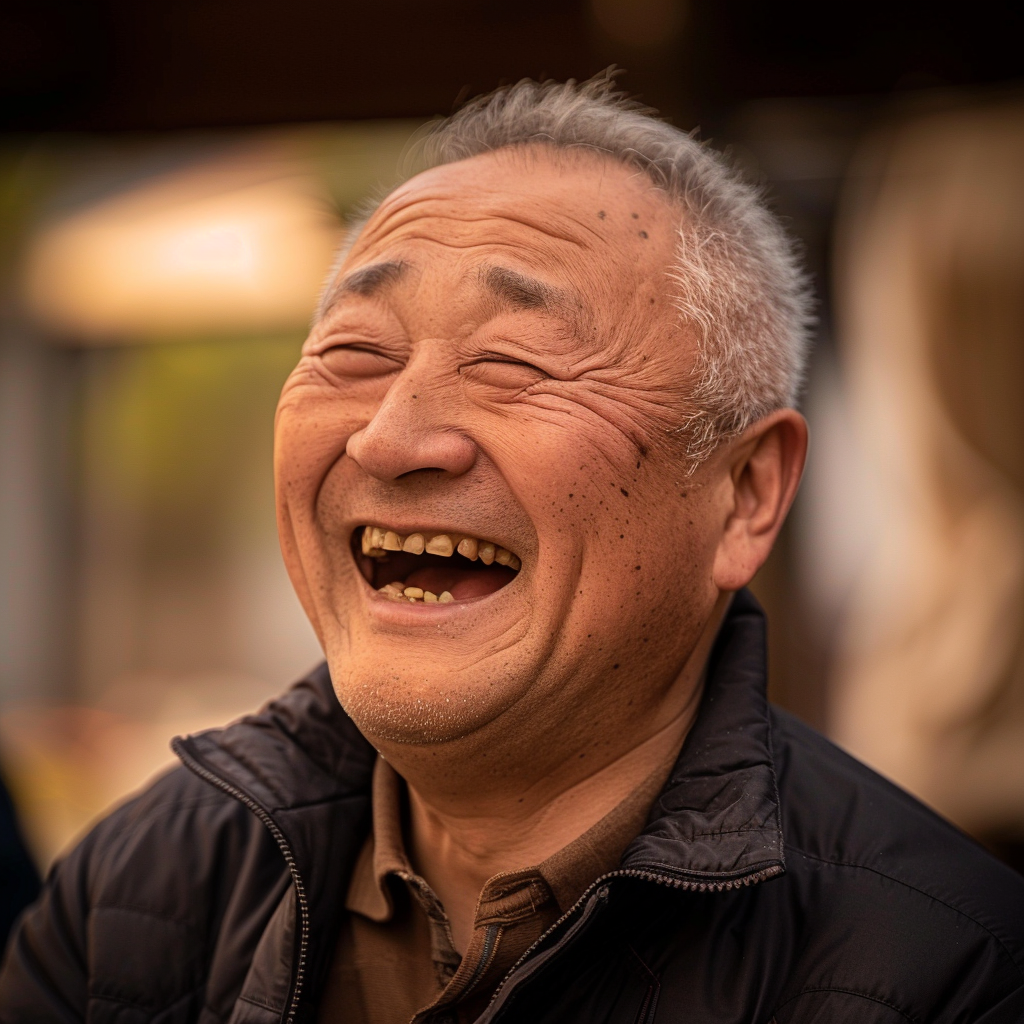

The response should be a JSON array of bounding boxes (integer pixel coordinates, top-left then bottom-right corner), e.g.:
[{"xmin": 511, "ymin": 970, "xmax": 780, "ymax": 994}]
[{"xmin": 344, "ymin": 147, "xmax": 679, "ymax": 288}]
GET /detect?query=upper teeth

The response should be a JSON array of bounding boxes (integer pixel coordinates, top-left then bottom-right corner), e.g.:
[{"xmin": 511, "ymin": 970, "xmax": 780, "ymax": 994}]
[{"xmin": 360, "ymin": 526, "xmax": 521, "ymax": 571}]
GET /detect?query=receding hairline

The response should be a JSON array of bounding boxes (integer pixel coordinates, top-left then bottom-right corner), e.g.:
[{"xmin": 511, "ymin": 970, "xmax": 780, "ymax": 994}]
[{"xmin": 386, "ymin": 141, "xmax": 683, "ymax": 221}]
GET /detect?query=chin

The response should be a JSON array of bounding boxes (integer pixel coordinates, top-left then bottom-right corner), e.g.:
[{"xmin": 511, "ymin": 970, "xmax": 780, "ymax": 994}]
[{"xmin": 328, "ymin": 658, "xmax": 528, "ymax": 747}]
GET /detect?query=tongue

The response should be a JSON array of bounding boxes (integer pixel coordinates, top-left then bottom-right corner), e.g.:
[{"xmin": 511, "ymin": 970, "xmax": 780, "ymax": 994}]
[{"xmin": 402, "ymin": 565, "xmax": 517, "ymax": 600}]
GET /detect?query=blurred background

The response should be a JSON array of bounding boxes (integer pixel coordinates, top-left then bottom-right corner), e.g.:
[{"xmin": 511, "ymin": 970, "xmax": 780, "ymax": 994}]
[{"xmin": 1, "ymin": 0, "xmax": 1022, "ymax": 910}]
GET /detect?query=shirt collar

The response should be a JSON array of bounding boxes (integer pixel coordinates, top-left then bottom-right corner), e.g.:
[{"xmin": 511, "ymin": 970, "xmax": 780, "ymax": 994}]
[{"xmin": 347, "ymin": 750, "xmax": 677, "ymax": 923}]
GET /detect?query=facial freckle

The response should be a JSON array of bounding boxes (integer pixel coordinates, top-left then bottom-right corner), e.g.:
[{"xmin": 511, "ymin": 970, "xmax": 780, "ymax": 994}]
[
  {"xmin": 639, "ymin": 230, "xmax": 648, "ymax": 239},
  {"xmin": 620, "ymin": 488, "xmax": 629, "ymax": 498},
  {"xmin": 631, "ymin": 212, "xmax": 639, "ymax": 219},
  {"xmin": 597, "ymin": 209, "xmax": 606, "ymax": 219}
]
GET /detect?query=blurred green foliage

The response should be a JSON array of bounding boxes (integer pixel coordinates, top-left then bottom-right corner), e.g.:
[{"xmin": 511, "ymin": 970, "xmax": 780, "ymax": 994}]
[{"xmin": 81, "ymin": 336, "xmax": 304, "ymax": 560}]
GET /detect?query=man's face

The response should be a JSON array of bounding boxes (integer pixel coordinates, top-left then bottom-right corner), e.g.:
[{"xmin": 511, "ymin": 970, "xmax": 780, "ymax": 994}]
[{"xmin": 275, "ymin": 148, "xmax": 723, "ymax": 750}]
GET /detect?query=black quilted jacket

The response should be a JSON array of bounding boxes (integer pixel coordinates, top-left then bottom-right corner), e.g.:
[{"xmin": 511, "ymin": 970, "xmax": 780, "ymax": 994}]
[{"xmin": 3, "ymin": 591, "xmax": 1024, "ymax": 1023}]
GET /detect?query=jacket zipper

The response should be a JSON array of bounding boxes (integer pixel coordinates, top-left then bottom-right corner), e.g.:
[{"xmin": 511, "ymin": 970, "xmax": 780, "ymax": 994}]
[
  {"xmin": 462, "ymin": 923, "xmax": 501, "ymax": 992},
  {"xmin": 173, "ymin": 740, "xmax": 310, "ymax": 1024},
  {"xmin": 477, "ymin": 862, "xmax": 784, "ymax": 1024}
]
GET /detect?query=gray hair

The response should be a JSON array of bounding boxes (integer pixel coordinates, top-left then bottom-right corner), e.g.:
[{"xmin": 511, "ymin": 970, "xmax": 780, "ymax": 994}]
[{"xmin": 325, "ymin": 73, "xmax": 813, "ymax": 462}]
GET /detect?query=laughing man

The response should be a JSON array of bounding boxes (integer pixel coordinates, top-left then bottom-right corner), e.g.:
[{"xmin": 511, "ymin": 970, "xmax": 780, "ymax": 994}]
[{"xmin": 3, "ymin": 77, "xmax": 1023, "ymax": 1024}]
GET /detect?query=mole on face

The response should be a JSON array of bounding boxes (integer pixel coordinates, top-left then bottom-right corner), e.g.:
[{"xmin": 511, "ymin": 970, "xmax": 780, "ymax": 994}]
[
  {"xmin": 598, "ymin": 210, "xmax": 606, "ymax": 219},
  {"xmin": 639, "ymin": 231, "xmax": 648, "ymax": 239}
]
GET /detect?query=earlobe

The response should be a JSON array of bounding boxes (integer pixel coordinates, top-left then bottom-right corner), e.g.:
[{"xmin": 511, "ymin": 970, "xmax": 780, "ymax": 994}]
[{"xmin": 711, "ymin": 410, "xmax": 808, "ymax": 592}]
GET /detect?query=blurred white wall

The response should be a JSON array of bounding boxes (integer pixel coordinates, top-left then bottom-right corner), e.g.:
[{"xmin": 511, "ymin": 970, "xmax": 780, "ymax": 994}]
[{"xmin": 823, "ymin": 99, "xmax": 1024, "ymax": 848}]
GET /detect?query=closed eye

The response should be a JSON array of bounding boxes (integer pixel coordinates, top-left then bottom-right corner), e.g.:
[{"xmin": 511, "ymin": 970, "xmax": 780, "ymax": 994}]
[
  {"xmin": 320, "ymin": 346, "xmax": 404, "ymax": 379},
  {"xmin": 460, "ymin": 358, "xmax": 547, "ymax": 391}
]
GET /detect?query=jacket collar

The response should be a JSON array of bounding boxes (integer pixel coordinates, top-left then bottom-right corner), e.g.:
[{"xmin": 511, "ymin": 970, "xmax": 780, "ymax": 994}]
[
  {"xmin": 172, "ymin": 666, "xmax": 376, "ymax": 1013},
  {"xmin": 175, "ymin": 588, "xmax": 783, "ymax": 896},
  {"xmin": 622, "ymin": 588, "xmax": 785, "ymax": 883}
]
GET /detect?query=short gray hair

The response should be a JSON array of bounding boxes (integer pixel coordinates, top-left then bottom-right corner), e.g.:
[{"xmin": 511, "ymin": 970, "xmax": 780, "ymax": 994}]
[{"xmin": 328, "ymin": 73, "xmax": 813, "ymax": 462}]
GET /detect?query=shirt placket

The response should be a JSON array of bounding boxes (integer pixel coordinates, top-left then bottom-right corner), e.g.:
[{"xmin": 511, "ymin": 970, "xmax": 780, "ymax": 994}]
[{"xmin": 399, "ymin": 871, "xmax": 556, "ymax": 1024}]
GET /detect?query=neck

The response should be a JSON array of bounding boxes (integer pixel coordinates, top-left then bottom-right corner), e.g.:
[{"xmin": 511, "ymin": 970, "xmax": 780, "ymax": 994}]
[
  {"xmin": 382, "ymin": 593, "xmax": 730, "ymax": 950},
  {"xmin": 407, "ymin": 704, "xmax": 692, "ymax": 874}
]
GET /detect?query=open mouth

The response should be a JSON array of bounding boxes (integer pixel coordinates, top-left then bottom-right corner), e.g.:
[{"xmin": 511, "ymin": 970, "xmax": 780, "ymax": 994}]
[{"xmin": 354, "ymin": 525, "xmax": 521, "ymax": 604}]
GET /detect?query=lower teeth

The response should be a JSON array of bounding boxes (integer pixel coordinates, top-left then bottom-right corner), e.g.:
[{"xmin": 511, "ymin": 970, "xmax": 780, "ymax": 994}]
[{"xmin": 379, "ymin": 583, "xmax": 453, "ymax": 604}]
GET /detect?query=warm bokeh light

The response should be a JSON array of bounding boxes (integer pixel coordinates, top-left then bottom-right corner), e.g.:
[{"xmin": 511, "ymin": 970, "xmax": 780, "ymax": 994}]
[{"xmin": 24, "ymin": 153, "xmax": 342, "ymax": 341}]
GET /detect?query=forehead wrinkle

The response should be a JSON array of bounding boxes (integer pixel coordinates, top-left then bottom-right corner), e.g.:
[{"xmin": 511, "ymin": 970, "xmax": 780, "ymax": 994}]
[{"xmin": 359, "ymin": 187, "xmax": 605, "ymax": 253}]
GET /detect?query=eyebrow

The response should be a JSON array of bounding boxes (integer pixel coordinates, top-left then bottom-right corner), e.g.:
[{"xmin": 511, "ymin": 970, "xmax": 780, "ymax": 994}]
[
  {"xmin": 481, "ymin": 264, "xmax": 591, "ymax": 345},
  {"xmin": 318, "ymin": 260, "xmax": 407, "ymax": 318},
  {"xmin": 480, "ymin": 264, "xmax": 564, "ymax": 313},
  {"xmin": 318, "ymin": 258, "xmax": 587, "ymax": 338}
]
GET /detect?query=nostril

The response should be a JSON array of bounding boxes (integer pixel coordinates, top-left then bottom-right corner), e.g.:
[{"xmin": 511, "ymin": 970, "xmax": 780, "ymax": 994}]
[
  {"xmin": 345, "ymin": 412, "xmax": 477, "ymax": 481},
  {"xmin": 396, "ymin": 467, "xmax": 447, "ymax": 479}
]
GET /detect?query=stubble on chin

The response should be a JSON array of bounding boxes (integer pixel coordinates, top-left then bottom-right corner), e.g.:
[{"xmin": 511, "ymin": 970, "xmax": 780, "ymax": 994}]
[{"xmin": 329, "ymin": 659, "xmax": 532, "ymax": 747}]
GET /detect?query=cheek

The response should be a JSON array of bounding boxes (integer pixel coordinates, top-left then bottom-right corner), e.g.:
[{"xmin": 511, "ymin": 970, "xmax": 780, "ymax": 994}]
[
  {"xmin": 274, "ymin": 400, "xmax": 369, "ymax": 643},
  {"xmin": 274, "ymin": 369, "xmax": 368, "ymax": 508},
  {"xmin": 529, "ymin": 446, "xmax": 715, "ymax": 605}
]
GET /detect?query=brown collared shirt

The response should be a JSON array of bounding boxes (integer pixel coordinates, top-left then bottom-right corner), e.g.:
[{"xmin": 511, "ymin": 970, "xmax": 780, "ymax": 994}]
[{"xmin": 317, "ymin": 757, "xmax": 673, "ymax": 1024}]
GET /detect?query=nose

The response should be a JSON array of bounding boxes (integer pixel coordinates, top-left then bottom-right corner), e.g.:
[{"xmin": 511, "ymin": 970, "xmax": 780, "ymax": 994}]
[{"xmin": 345, "ymin": 364, "xmax": 477, "ymax": 481}]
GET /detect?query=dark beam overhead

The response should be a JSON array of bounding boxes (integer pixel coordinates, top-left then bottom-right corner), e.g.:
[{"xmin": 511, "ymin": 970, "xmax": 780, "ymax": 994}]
[{"xmin": 1, "ymin": 0, "xmax": 1022, "ymax": 132}]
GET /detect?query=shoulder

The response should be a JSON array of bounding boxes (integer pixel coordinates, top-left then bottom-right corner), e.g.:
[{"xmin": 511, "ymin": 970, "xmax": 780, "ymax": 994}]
[
  {"xmin": 0, "ymin": 764, "xmax": 288, "ymax": 1023},
  {"xmin": 76, "ymin": 763, "xmax": 283, "ymax": 910},
  {"xmin": 769, "ymin": 705, "xmax": 1024, "ymax": 1020},
  {"xmin": 36, "ymin": 761, "xmax": 284, "ymax": 950}
]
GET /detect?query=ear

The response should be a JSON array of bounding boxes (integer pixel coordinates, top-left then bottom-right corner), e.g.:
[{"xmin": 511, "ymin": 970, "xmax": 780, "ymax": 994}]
[{"xmin": 712, "ymin": 409, "xmax": 808, "ymax": 592}]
